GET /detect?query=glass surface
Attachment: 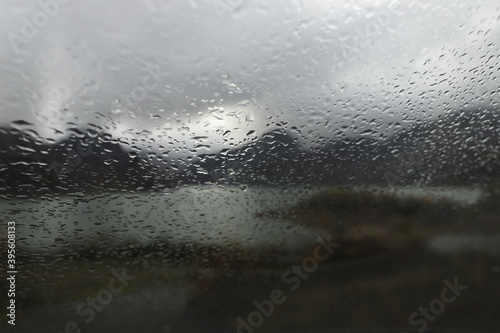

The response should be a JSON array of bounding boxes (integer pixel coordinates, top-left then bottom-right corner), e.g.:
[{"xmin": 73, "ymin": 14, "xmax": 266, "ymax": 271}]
[{"xmin": 1, "ymin": 1, "xmax": 499, "ymax": 332}]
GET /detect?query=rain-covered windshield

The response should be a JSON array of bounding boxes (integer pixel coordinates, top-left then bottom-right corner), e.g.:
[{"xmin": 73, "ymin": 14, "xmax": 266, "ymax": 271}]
[{"xmin": 1, "ymin": 1, "xmax": 500, "ymax": 332}]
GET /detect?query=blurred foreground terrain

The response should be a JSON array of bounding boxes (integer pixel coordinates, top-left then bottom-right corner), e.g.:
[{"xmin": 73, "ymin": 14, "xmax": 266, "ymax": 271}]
[{"xmin": 1, "ymin": 184, "xmax": 500, "ymax": 332}]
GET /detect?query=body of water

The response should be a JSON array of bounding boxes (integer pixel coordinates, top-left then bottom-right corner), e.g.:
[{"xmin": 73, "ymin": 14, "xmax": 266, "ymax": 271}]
[{"xmin": 1, "ymin": 185, "xmax": 483, "ymax": 253}]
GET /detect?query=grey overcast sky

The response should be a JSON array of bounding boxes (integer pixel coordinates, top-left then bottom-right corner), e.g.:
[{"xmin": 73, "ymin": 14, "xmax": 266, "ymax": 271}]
[{"xmin": 0, "ymin": 0, "xmax": 499, "ymax": 156}]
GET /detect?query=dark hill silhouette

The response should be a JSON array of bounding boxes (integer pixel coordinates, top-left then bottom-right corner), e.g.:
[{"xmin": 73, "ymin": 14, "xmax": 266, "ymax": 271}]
[
  {"xmin": 189, "ymin": 108, "xmax": 500, "ymax": 186},
  {"xmin": 1, "ymin": 107, "xmax": 499, "ymax": 195},
  {"xmin": 0, "ymin": 126, "xmax": 174, "ymax": 197},
  {"xmin": 380, "ymin": 108, "xmax": 500, "ymax": 186}
]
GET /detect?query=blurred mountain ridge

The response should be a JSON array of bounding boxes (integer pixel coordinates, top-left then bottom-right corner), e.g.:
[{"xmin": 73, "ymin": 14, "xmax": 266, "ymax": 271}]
[{"xmin": 1, "ymin": 108, "xmax": 499, "ymax": 196}]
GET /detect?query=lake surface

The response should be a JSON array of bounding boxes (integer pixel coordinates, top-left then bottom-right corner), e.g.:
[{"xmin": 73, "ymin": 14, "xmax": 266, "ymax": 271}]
[{"xmin": 1, "ymin": 185, "xmax": 483, "ymax": 253}]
